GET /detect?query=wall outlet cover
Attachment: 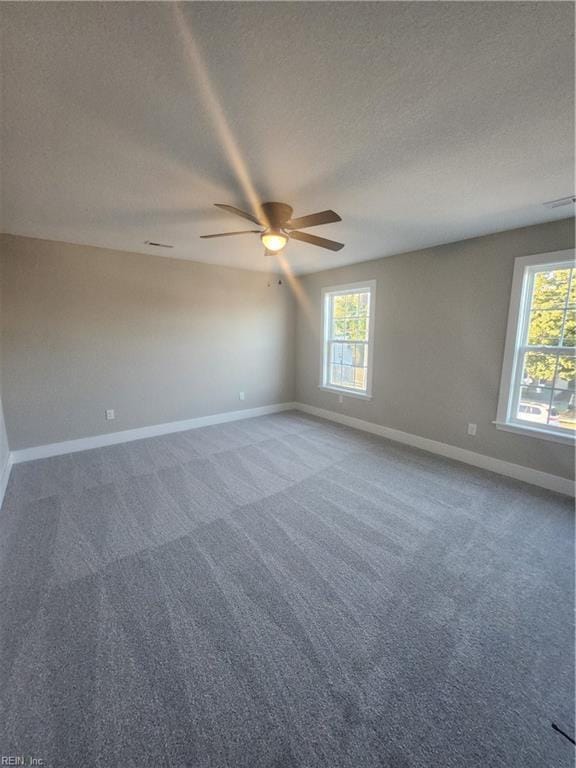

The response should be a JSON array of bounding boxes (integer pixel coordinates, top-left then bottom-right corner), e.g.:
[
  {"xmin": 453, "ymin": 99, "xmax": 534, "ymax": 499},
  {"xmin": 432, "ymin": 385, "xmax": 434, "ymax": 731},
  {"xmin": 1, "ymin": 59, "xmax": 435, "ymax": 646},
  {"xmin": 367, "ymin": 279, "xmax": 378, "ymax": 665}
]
[
  {"xmin": 467, "ymin": 423, "xmax": 477, "ymax": 436},
  {"xmin": 106, "ymin": 409, "xmax": 115, "ymax": 421}
]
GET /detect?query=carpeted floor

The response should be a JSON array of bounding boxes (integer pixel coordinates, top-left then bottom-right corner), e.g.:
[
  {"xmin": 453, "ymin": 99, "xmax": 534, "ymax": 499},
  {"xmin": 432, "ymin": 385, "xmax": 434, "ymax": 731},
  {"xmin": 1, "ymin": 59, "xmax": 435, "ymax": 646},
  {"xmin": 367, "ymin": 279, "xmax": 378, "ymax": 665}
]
[{"xmin": 0, "ymin": 411, "xmax": 574, "ymax": 767}]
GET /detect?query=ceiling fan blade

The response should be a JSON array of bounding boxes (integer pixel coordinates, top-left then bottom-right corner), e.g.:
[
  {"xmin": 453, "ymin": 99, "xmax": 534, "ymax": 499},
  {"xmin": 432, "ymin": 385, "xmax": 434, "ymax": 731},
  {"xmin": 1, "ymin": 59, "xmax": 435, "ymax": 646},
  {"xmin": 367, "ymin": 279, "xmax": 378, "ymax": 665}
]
[
  {"xmin": 289, "ymin": 230, "xmax": 344, "ymax": 251},
  {"xmin": 286, "ymin": 209, "xmax": 341, "ymax": 230},
  {"xmin": 214, "ymin": 203, "xmax": 262, "ymax": 226},
  {"xmin": 200, "ymin": 230, "xmax": 261, "ymax": 238}
]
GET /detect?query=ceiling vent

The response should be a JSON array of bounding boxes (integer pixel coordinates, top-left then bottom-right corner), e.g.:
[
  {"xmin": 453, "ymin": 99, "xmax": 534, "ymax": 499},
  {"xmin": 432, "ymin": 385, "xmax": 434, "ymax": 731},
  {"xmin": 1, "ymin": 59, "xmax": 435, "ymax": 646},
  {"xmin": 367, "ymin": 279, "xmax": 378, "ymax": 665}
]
[
  {"xmin": 542, "ymin": 195, "xmax": 576, "ymax": 209},
  {"xmin": 145, "ymin": 240, "xmax": 174, "ymax": 248}
]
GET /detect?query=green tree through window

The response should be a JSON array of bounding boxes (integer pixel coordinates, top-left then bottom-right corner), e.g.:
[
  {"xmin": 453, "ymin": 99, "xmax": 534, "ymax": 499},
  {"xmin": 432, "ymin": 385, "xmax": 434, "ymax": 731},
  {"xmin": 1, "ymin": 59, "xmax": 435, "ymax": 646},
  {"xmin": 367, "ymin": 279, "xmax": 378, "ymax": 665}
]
[{"xmin": 519, "ymin": 265, "xmax": 575, "ymax": 430}]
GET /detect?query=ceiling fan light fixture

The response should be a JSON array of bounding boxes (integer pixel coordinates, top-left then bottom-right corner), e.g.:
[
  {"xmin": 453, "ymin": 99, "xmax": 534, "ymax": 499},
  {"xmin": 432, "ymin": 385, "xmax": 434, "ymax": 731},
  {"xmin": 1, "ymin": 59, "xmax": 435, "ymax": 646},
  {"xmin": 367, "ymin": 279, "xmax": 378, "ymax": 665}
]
[
  {"xmin": 261, "ymin": 229, "xmax": 288, "ymax": 253},
  {"xmin": 201, "ymin": 202, "xmax": 344, "ymax": 253}
]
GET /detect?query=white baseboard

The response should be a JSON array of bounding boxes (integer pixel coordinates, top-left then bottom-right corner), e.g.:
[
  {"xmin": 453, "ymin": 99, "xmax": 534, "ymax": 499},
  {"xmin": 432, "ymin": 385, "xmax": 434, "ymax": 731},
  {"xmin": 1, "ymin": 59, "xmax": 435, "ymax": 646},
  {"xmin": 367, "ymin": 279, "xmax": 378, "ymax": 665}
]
[
  {"xmin": 10, "ymin": 402, "xmax": 297, "ymax": 464},
  {"xmin": 8, "ymin": 400, "xmax": 574, "ymax": 497},
  {"xmin": 295, "ymin": 402, "xmax": 575, "ymax": 497}
]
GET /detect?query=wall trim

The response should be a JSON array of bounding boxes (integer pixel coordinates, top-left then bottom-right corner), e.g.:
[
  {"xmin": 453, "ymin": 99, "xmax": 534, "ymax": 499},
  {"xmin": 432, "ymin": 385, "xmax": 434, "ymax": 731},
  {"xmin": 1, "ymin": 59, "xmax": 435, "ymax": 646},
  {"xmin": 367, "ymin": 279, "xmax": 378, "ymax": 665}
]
[
  {"xmin": 10, "ymin": 402, "xmax": 297, "ymax": 464},
  {"xmin": 0, "ymin": 453, "xmax": 13, "ymax": 509},
  {"xmin": 295, "ymin": 402, "xmax": 575, "ymax": 497},
  {"xmin": 7, "ymin": 400, "xmax": 574, "ymax": 497}
]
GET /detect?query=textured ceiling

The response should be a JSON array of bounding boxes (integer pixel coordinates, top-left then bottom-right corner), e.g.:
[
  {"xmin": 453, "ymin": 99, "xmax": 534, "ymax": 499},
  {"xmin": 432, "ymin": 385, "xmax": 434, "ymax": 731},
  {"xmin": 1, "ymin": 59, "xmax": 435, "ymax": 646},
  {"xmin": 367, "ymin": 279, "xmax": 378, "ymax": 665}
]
[{"xmin": 1, "ymin": 2, "xmax": 574, "ymax": 274}]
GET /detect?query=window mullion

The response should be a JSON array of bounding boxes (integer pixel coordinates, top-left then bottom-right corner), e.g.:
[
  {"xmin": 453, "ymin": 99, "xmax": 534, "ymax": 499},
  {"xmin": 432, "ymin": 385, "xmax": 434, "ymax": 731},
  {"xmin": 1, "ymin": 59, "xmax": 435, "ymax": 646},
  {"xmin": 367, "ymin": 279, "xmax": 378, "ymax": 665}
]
[
  {"xmin": 520, "ymin": 345, "xmax": 575, "ymax": 354},
  {"xmin": 559, "ymin": 268, "xmax": 573, "ymax": 346}
]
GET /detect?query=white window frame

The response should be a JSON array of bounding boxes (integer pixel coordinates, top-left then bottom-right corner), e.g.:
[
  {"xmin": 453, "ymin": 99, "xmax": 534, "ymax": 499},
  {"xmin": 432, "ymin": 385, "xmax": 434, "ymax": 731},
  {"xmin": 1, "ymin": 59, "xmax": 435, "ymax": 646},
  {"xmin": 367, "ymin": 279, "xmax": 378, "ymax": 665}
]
[
  {"xmin": 319, "ymin": 280, "xmax": 376, "ymax": 400},
  {"xmin": 495, "ymin": 249, "xmax": 575, "ymax": 445}
]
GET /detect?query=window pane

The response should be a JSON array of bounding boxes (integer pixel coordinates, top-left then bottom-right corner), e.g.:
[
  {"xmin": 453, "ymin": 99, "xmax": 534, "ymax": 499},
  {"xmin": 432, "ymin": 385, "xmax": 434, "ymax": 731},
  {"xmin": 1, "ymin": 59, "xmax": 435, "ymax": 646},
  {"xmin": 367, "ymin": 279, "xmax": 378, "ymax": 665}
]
[
  {"xmin": 344, "ymin": 318, "xmax": 368, "ymax": 341},
  {"xmin": 331, "ymin": 317, "xmax": 346, "ymax": 339},
  {"xmin": 342, "ymin": 343, "xmax": 355, "ymax": 366},
  {"xmin": 333, "ymin": 295, "xmax": 348, "ymax": 318},
  {"xmin": 527, "ymin": 310, "xmax": 563, "ymax": 346},
  {"xmin": 358, "ymin": 292, "xmax": 370, "ymax": 315},
  {"xmin": 517, "ymin": 386, "xmax": 553, "ymax": 425},
  {"xmin": 340, "ymin": 293, "xmax": 359, "ymax": 317},
  {"xmin": 329, "ymin": 364, "xmax": 342, "ymax": 386},
  {"xmin": 555, "ymin": 355, "xmax": 576, "ymax": 390},
  {"xmin": 569, "ymin": 270, "xmax": 576, "ymax": 307},
  {"xmin": 553, "ymin": 390, "xmax": 576, "ymax": 430},
  {"xmin": 562, "ymin": 308, "xmax": 575, "ymax": 347},
  {"xmin": 351, "ymin": 344, "xmax": 367, "ymax": 367},
  {"xmin": 339, "ymin": 364, "xmax": 367, "ymax": 391},
  {"xmin": 341, "ymin": 365, "xmax": 356, "ymax": 387},
  {"xmin": 531, "ymin": 268, "xmax": 570, "ymax": 310},
  {"xmin": 329, "ymin": 343, "xmax": 343, "ymax": 364},
  {"xmin": 521, "ymin": 352, "xmax": 558, "ymax": 389},
  {"xmin": 345, "ymin": 319, "xmax": 358, "ymax": 340},
  {"xmin": 354, "ymin": 367, "xmax": 367, "ymax": 389}
]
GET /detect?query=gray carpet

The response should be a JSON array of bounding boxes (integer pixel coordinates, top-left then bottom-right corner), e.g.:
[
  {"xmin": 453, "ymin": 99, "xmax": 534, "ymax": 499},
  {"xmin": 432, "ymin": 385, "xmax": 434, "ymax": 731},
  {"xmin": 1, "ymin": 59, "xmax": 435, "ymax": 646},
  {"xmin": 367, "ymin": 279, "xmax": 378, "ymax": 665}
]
[{"xmin": 0, "ymin": 411, "xmax": 574, "ymax": 767}]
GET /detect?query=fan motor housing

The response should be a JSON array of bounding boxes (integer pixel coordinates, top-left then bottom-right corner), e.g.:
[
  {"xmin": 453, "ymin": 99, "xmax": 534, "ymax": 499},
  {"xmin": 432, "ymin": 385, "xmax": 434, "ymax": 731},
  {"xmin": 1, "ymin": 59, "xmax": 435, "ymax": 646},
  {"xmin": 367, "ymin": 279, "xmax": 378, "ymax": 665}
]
[{"xmin": 260, "ymin": 202, "xmax": 293, "ymax": 227}]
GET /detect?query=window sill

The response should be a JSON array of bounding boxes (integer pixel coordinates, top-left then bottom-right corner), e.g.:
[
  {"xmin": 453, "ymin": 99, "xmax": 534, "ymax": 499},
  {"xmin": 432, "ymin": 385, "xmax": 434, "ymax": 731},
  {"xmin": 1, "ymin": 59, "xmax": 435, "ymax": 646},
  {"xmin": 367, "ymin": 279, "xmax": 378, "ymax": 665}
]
[
  {"xmin": 318, "ymin": 385, "xmax": 372, "ymax": 401},
  {"xmin": 493, "ymin": 421, "xmax": 575, "ymax": 445}
]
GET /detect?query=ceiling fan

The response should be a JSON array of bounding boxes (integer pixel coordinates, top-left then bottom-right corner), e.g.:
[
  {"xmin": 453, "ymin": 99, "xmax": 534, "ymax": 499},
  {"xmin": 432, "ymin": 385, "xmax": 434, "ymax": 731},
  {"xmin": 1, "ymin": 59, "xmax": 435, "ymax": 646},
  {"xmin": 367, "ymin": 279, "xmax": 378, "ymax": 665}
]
[{"xmin": 200, "ymin": 202, "xmax": 344, "ymax": 253}]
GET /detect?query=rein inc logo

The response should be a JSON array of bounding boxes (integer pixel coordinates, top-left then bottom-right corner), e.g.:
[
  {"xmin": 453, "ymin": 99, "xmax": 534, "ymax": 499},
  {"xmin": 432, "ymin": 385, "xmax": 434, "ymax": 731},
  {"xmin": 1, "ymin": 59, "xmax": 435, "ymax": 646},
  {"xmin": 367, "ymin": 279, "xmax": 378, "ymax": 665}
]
[{"xmin": 1, "ymin": 758, "xmax": 43, "ymax": 766}]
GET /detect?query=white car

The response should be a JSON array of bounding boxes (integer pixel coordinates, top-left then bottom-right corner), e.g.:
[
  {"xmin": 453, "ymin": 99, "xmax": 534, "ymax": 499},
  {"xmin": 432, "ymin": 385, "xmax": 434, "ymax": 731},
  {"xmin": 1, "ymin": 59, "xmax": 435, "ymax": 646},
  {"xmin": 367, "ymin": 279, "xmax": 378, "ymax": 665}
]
[{"xmin": 518, "ymin": 402, "xmax": 560, "ymax": 425}]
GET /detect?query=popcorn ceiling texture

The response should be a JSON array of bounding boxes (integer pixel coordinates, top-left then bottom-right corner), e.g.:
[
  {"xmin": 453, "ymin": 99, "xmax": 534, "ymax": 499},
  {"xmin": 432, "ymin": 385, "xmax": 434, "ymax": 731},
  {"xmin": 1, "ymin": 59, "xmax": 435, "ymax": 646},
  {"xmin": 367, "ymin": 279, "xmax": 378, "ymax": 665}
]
[{"xmin": 1, "ymin": 2, "xmax": 574, "ymax": 274}]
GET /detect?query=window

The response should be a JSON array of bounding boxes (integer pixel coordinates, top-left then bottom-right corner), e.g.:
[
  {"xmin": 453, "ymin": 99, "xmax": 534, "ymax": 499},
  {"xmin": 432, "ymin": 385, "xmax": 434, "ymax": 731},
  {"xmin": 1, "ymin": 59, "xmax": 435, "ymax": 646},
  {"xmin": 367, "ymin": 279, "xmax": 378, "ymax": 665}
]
[
  {"xmin": 321, "ymin": 281, "xmax": 376, "ymax": 398},
  {"xmin": 496, "ymin": 250, "xmax": 575, "ymax": 443}
]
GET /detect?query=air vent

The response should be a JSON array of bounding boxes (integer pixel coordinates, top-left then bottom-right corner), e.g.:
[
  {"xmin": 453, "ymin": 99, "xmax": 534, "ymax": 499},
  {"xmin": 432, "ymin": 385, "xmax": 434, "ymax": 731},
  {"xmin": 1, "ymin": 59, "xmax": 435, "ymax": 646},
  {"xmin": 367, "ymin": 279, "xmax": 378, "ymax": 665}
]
[
  {"xmin": 543, "ymin": 196, "xmax": 576, "ymax": 209},
  {"xmin": 145, "ymin": 241, "xmax": 174, "ymax": 248}
]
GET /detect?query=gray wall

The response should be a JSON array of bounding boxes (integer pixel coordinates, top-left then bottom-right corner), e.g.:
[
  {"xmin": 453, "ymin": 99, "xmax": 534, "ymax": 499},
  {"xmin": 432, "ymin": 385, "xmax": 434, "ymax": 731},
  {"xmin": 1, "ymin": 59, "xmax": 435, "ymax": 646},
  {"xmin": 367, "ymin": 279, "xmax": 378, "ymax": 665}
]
[
  {"xmin": 1, "ymin": 235, "xmax": 296, "ymax": 449},
  {"xmin": 296, "ymin": 218, "xmax": 575, "ymax": 481},
  {"xmin": 0, "ymin": 250, "xmax": 10, "ymax": 476},
  {"xmin": 2, "ymin": 221, "xmax": 574, "ymax": 482}
]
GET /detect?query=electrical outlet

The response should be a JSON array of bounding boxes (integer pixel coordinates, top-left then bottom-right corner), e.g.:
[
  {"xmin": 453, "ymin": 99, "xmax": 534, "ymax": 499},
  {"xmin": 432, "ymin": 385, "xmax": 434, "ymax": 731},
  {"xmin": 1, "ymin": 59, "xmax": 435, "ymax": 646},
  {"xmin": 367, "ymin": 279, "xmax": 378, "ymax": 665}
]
[
  {"xmin": 467, "ymin": 423, "xmax": 477, "ymax": 436},
  {"xmin": 239, "ymin": 392, "xmax": 245, "ymax": 401},
  {"xmin": 105, "ymin": 409, "xmax": 115, "ymax": 421},
  {"xmin": 338, "ymin": 394, "xmax": 344, "ymax": 404}
]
